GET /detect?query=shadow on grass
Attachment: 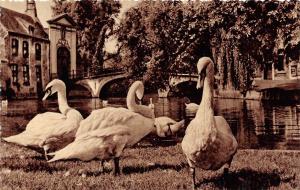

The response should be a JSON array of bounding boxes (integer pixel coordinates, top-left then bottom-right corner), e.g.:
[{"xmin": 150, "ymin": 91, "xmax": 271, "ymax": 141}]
[
  {"xmin": 197, "ymin": 168, "xmax": 284, "ymax": 189},
  {"xmin": 76, "ymin": 162, "xmax": 188, "ymax": 177},
  {"xmin": 0, "ymin": 157, "xmax": 67, "ymax": 173},
  {"xmin": 134, "ymin": 138, "xmax": 180, "ymax": 148},
  {"xmin": 85, "ymin": 167, "xmax": 113, "ymax": 177},
  {"xmin": 122, "ymin": 162, "xmax": 188, "ymax": 175}
]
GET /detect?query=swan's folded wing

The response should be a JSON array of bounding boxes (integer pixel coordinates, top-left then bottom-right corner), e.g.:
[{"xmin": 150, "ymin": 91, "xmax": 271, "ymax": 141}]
[
  {"xmin": 40, "ymin": 118, "xmax": 81, "ymax": 146},
  {"xmin": 76, "ymin": 107, "xmax": 137, "ymax": 136},
  {"xmin": 49, "ymin": 125, "xmax": 130, "ymax": 162},
  {"xmin": 26, "ymin": 112, "xmax": 67, "ymax": 131},
  {"xmin": 214, "ymin": 116, "xmax": 234, "ymax": 135}
]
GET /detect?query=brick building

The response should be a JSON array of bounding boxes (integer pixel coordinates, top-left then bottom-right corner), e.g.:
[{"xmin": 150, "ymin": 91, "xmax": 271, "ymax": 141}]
[{"xmin": 0, "ymin": 1, "xmax": 77, "ymax": 99}]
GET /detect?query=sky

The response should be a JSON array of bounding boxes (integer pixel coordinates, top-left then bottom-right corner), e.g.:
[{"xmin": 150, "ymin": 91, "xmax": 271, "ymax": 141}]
[{"xmin": 0, "ymin": 0, "xmax": 138, "ymax": 52}]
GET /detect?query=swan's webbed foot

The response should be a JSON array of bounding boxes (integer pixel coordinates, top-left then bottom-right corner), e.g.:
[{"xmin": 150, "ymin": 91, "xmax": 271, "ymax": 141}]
[
  {"xmin": 190, "ymin": 167, "xmax": 196, "ymax": 190},
  {"xmin": 113, "ymin": 157, "xmax": 120, "ymax": 176},
  {"xmin": 99, "ymin": 160, "xmax": 105, "ymax": 173},
  {"xmin": 223, "ymin": 157, "xmax": 233, "ymax": 176},
  {"xmin": 43, "ymin": 146, "xmax": 49, "ymax": 161}
]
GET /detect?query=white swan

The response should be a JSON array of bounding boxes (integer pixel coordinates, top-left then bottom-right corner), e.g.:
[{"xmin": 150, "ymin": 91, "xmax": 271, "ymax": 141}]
[
  {"xmin": 183, "ymin": 97, "xmax": 199, "ymax": 114},
  {"xmin": 181, "ymin": 57, "xmax": 238, "ymax": 189},
  {"xmin": 154, "ymin": 116, "xmax": 185, "ymax": 137},
  {"xmin": 3, "ymin": 79, "xmax": 83, "ymax": 160},
  {"xmin": 48, "ymin": 81, "xmax": 155, "ymax": 175},
  {"xmin": 148, "ymin": 98, "xmax": 155, "ymax": 110}
]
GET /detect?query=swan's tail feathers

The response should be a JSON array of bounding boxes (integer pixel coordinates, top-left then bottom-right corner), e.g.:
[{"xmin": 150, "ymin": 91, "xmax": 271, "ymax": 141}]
[
  {"xmin": 47, "ymin": 143, "xmax": 78, "ymax": 163},
  {"xmin": 47, "ymin": 151, "xmax": 56, "ymax": 156},
  {"xmin": 170, "ymin": 119, "xmax": 185, "ymax": 134},
  {"xmin": 48, "ymin": 154, "xmax": 62, "ymax": 163},
  {"xmin": 2, "ymin": 133, "xmax": 40, "ymax": 147}
]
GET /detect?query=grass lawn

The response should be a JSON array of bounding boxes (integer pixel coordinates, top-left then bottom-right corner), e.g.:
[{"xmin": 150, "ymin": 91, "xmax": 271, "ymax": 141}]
[{"xmin": 0, "ymin": 140, "xmax": 299, "ymax": 190}]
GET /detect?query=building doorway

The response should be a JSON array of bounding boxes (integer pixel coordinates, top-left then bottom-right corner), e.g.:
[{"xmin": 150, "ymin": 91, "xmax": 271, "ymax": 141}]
[{"xmin": 57, "ymin": 47, "xmax": 70, "ymax": 83}]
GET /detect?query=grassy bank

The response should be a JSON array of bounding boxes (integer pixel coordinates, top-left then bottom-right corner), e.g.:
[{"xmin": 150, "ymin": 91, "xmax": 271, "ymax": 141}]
[{"xmin": 0, "ymin": 141, "xmax": 299, "ymax": 190}]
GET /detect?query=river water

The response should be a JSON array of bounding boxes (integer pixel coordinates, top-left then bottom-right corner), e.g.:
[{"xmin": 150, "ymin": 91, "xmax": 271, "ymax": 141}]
[{"xmin": 0, "ymin": 95, "xmax": 299, "ymax": 150}]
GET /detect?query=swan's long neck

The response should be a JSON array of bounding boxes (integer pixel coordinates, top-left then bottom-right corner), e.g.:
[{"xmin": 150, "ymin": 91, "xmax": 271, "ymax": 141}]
[
  {"xmin": 127, "ymin": 85, "xmax": 139, "ymax": 112},
  {"xmin": 197, "ymin": 77, "xmax": 214, "ymax": 116},
  {"xmin": 57, "ymin": 88, "xmax": 70, "ymax": 115},
  {"xmin": 196, "ymin": 71, "xmax": 216, "ymax": 135},
  {"xmin": 127, "ymin": 83, "xmax": 154, "ymax": 119}
]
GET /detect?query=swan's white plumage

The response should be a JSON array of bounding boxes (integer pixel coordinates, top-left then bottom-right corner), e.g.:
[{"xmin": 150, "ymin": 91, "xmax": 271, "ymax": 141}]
[
  {"xmin": 76, "ymin": 107, "xmax": 154, "ymax": 146},
  {"xmin": 148, "ymin": 98, "xmax": 155, "ymax": 110},
  {"xmin": 49, "ymin": 81, "xmax": 155, "ymax": 163},
  {"xmin": 49, "ymin": 125, "xmax": 130, "ymax": 162},
  {"xmin": 25, "ymin": 112, "xmax": 66, "ymax": 132},
  {"xmin": 181, "ymin": 57, "xmax": 238, "ymax": 173},
  {"xmin": 183, "ymin": 97, "xmax": 199, "ymax": 114},
  {"xmin": 3, "ymin": 79, "xmax": 83, "ymax": 153},
  {"xmin": 127, "ymin": 81, "xmax": 155, "ymax": 119},
  {"xmin": 154, "ymin": 116, "xmax": 185, "ymax": 137},
  {"xmin": 185, "ymin": 103, "xmax": 199, "ymax": 113}
]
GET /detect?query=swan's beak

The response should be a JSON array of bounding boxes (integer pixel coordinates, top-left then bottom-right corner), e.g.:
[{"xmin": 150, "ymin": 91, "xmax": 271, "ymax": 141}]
[
  {"xmin": 42, "ymin": 87, "xmax": 52, "ymax": 101},
  {"xmin": 196, "ymin": 74, "xmax": 204, "ymax": 89},
  {"xmin": 42, "ymin": 91, "xmax": 50, "ymax": 101}
]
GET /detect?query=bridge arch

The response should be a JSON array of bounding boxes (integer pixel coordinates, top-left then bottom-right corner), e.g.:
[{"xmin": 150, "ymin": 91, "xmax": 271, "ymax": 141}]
[
  {"xmin": 169, "ymin": 74, "xmax": 198, "ymax": 87},
  {"xmin": 76, "ymin": 73, "xmax": 128, "ymax": 98},
  {"xmin": 160, "ymin": 74, "xmax": 201, "ymax": 101},
  {"xmin": 99, "ymin": 78, "xmax": 129, "ymax": 99},
  {"xmin": 68, "ymin": 83, "xmax": 92, "ymax": 97},
  {"xmin": 174, "ymin": 81, "xmax": 202, "ymax": 104}
]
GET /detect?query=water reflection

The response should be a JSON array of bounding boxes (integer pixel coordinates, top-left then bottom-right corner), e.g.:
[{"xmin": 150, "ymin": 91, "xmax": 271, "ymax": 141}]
[{"xmin": 0, "ymin": 96, "xmax": 299, "ymax": 150}]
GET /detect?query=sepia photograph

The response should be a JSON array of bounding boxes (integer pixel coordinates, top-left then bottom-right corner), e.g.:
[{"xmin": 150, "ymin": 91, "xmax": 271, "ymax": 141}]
[{"xmin": 0, "ymin": 0, "xmax": 299, "ymax": 189}]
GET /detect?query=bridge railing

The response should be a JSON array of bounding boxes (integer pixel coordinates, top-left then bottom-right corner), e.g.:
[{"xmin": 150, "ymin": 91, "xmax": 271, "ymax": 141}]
[
  {"xmin": 50, "ymin": 67, "xmax": 126, "ymax": 81},
  {"xmin": 169, "ymin": 73, "xmax": 198, "ymax": 78}
]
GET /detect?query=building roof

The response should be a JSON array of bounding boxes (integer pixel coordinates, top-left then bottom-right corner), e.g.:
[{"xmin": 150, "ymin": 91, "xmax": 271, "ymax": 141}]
[
  {"xmin": 0, "ymin": 6, "xmax": 48, "ymax": 40},
  {"xmin": 47, "ymin": 13, "xmax": 76, "ymax": 27}
]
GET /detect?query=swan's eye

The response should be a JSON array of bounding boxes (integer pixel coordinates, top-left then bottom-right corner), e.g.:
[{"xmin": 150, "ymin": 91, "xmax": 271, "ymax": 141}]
[{"xmin": 44, "ymin": 86, "xmax": 52, "ymax": 95}]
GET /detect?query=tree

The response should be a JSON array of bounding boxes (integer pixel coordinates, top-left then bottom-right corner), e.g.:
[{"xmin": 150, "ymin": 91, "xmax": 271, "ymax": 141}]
[
  {"xmin": 117, "ymin": 1, "xmax": 299, "ymax": 94},
  {"xmin": 52, "ymin": 0, "xmax": 121, "ymax": 72},
  {"xmin": 117, "ymin": 1, "xmax": 213, "ymax": 90},
  {"xmin": 210, "ymin": 1, "xmax": 299, "ymax": 94}
]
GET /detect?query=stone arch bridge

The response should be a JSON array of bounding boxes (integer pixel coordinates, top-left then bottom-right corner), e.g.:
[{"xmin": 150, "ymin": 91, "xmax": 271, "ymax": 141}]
[
  {"xmin": 54, "ymin": 70, "xmax": 198, "ymax": 98},
  {"xmin": 66, "ymin": 68, "xmax": 128, "ymax": 98},
  {"xmin": 158, "ymin": 73, "xmax": 199, "ymax": 97}
]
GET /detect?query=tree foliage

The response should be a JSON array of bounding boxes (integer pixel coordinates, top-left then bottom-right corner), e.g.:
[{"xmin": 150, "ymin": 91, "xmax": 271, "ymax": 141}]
[
  {"xmin": 117, "ymin": 1, "xmax": 213, "ymax": 90},
  {"xmin": 117, "ymin": 1, "xmax": 299, "ymax": 94},
  {"xmin": 52, "ymin": 0, "xmax": 121, "ymax": 71}
]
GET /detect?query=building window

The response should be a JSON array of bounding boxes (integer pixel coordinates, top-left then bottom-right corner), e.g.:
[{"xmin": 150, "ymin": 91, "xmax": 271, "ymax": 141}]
[
  {"xmin": 28, "ymin": 25, "xmax": 34, "ymax": 35},
  {"xmin": 23, "ymin": 64, "xmax": 30, "ymax": 85},
  {"xmin": 61, "ymin": 26, "xmax": 66, "ymax": 40},
  {"xmin": 35, "ymin": 43, "xmax": 41, "ymax": 60},
  {"xmin": 10, "ymin": 64, "xmax": 18, "ymax": 85},
  {"xmin": 36, "ymin": 65, "xmax": 42, "ymax": 83},
  {"xmin": 23, "ymin": 41, "xmax": 29, "ymax": 58},
  {"xmin": 12, "ymin": 38, "xmax": 18, "ymax": 56},
  {"xmin": 277, "ymin": 49, "xmax": 284, "ymax": 71}
]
